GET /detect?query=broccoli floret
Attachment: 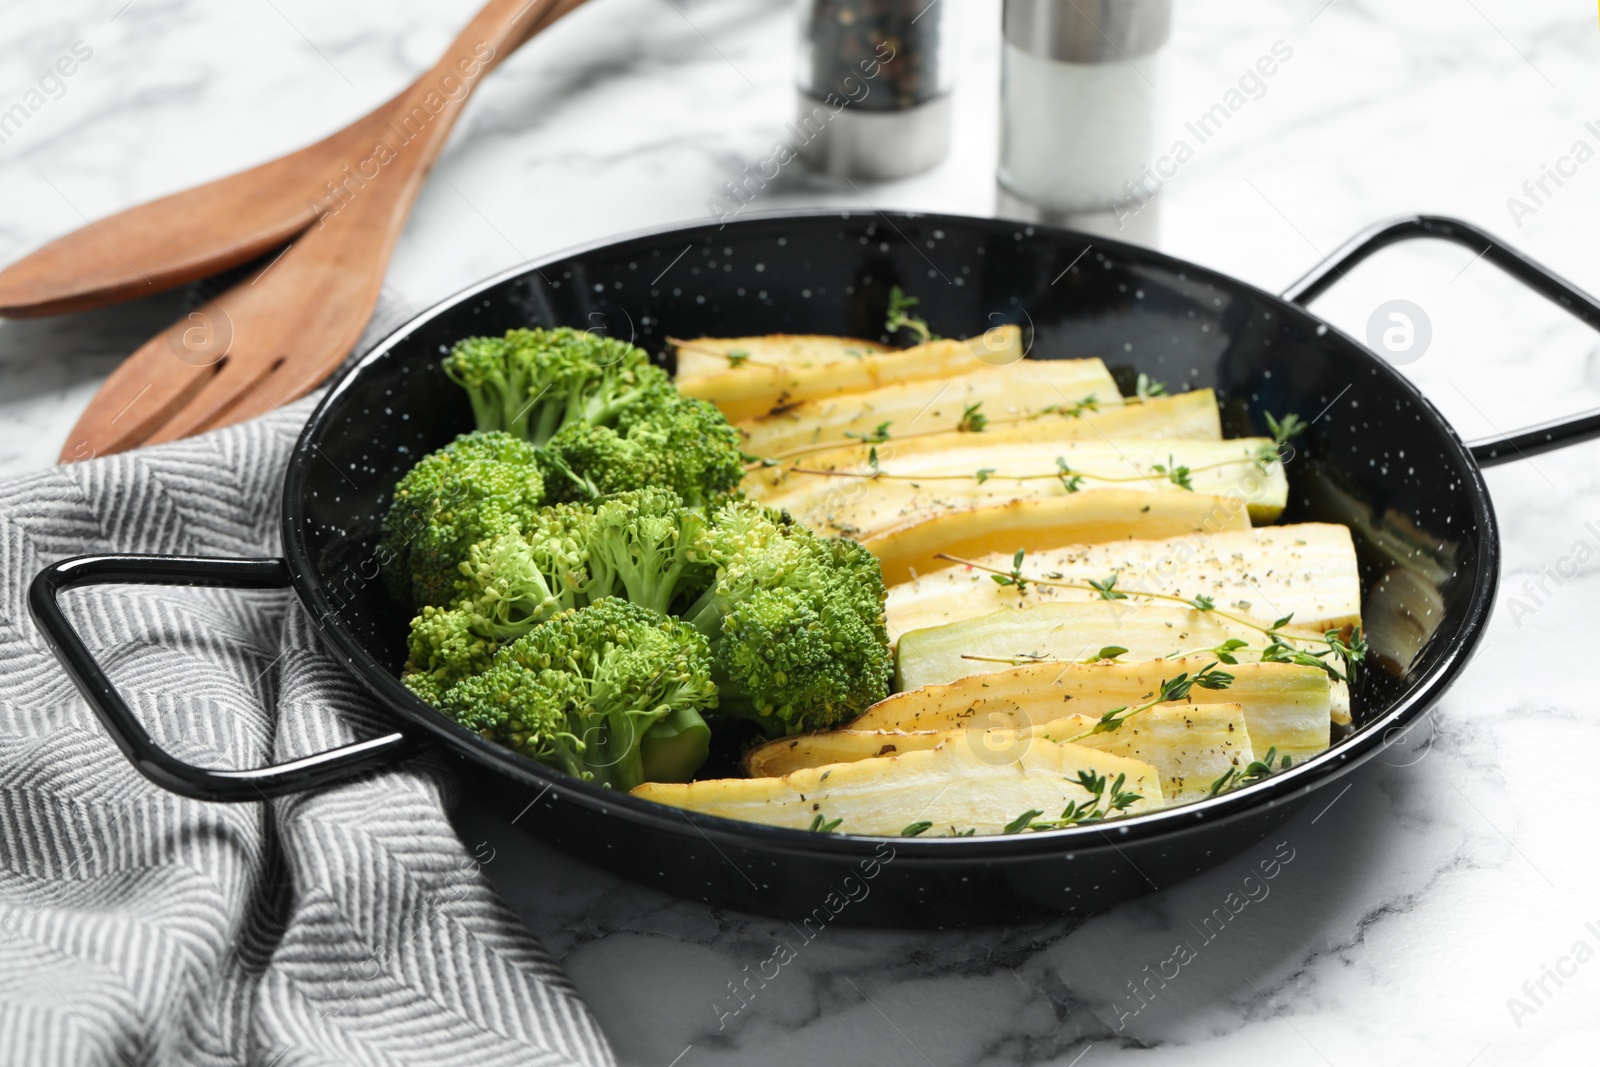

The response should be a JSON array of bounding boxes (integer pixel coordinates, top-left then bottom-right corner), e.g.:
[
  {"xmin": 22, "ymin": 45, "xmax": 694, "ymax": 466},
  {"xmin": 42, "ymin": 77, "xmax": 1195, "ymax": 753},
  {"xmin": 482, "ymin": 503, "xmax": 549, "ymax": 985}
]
[
  {"xmin": 541, "ymin": 394, "xmax": 746, "ymax": 507},
  {"xmin": 442, "ymin": 326, "xmax": 746, "ymax": 505},
  {"xmin": 398, "ymin": 486, "xmax": 888, "ymax": 776},
  {"xmin": 613, "ymin": 393, "xmax": 746, "ymax": 507},
  {"xmin": 443, "ymin": 327, "xmax": 671, "ymax": 446},
  {"xmin": 402, "ymin": 489, "xmax": 711, "ymax": 704},
  {"xmin": 399, "ymin": 503, "xmax": 599, "ymax": 695},
  {"xmin": 439, "ymin": 599, "xmax": 716, "ymax": 789},
  {"xmin": 585, "ymin": 488, "xmax": 712, "ymax": 615},
  {"xmin": 442, "ymin": 663, "xmax": 591, "ymax": 779},
  {"xmin": 680, "ymin": 499, "xmax": 891, "ymax": 736},
  {"xmin": 446, "ymin": 532, "xmax": 579, "ymax": 641},
  {"xmin": 400, "ymin": 604, "xmax": 500, "ymax": 706},
  {"xmin": 380, "ymin": 431, "xmax": 545, "ymax": 608}
]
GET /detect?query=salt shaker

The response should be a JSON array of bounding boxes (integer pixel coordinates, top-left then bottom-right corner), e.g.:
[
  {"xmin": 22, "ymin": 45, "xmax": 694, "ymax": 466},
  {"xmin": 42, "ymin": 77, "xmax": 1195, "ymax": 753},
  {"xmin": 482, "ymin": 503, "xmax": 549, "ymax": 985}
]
[
  {"xmin": 997, "ymin": 0, "xmax": 1172, "ymax": 242},
  {"xmin": 795, "ymin": 0, "xmax": 956, "ymax": 181}
]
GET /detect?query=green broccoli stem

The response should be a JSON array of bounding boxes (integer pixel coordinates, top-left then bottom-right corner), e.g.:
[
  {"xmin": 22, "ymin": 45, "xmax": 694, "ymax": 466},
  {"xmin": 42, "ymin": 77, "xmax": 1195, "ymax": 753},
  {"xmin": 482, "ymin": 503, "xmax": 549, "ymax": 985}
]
[
  {"xmin": 625, "ymin": 563, "xmax": 694, "ymax": 617},
  {"xmin": 679, "ymin": 585, "xmax": 725, "ymax": 640},
  {"xmin": 594, "ymin": 711, "xmax": 650, "ymax": 792},
  {"xmin": 639, "ymin": 706, "xmax": 711, "ymax": 784},
  {"xmin": 529, "ymin": 394, "xmax": 573, "ymax": 448},
  {"xmin": 544, "ymin": 733, "xmax": 591, "ymax": 782},
  {"xmin": 569, "ymin": 376, "xmax": 657, "ymax": 430},
  {"xmin": 462, "ymin": 387, "xmax": 505, "ymax": 439},
  {"xmin": 588, "ymin": 691, "xmax": 698, "ymax": 791},
  {"xmin": 498, "ymin": 365, "xmax": 535, "ymax": 440}
]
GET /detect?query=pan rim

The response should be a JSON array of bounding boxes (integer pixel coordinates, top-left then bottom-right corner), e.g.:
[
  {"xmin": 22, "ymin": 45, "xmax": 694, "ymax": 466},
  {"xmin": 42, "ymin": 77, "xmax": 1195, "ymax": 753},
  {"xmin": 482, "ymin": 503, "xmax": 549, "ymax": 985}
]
[{"xmin": 282, "ymin": 207, "xmax": 1500, "ymax": 859}]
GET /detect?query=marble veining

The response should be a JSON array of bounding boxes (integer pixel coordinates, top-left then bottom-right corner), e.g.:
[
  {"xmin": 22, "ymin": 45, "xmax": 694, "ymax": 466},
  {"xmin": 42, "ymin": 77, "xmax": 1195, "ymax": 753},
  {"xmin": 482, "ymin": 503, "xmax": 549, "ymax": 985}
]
[{"xmin": 5, "ymin": 0, "xmax": 1600, "ymax": 1063}]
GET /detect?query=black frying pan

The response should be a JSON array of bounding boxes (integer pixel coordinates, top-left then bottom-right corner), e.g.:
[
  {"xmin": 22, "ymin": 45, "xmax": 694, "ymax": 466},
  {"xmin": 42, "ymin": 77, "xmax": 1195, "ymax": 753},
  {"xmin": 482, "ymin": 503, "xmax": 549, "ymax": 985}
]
[{"xmin": 30, "ymin": 211, "xmax": 1600, "ymax": 926}]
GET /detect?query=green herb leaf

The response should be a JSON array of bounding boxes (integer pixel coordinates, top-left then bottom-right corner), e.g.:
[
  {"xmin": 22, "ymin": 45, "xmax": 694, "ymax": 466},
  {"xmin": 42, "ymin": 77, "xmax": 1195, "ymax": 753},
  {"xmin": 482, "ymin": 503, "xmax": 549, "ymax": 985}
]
[
  {"xmin": 901, "ymin": 821, "xmax": 933, "ymax": 837},
  {"xmin": 958, "ymin": 402, "xmax": 988, "ymax": 433},
  {"xmin": 845, "ymin": 421, "xmax": 892, "ymax": 443},
  {"xmin": 1210, "ymin": 744, "xmax": 1295, "ymax": 798},
  {"xmin": 1208, "ymin": 768, "xmax": 1240, "ymax": 796},
  {"xmin": 1135, "ymin": 373, "xmax": 1168, "ymax": 399},
  {"xmin": 1091, "ymin": 706, "xmax": 1129, "ymax": 734},
  {"xmin": 885, "ymin": 286, "xmax": 934, "ymax": 345},
  {"xmin": 1004, "ymin": 810, "xmax": 1044, "ymax": 834},
  {"xmin": 987, "ymin": 550, "xmax": 1030, "ymax": 593},
  {"xmin": 1043, "ymin": 395, "xmax": 1100, "ymax": 419},
  {"xmin": 1088, "ymin": 575, "xmax": 1128, "ymax": 601},
  {"xmin": 1151, "ymin": 455, "xmax": 1194, "ymax": 491},
  {"xmin": 1265, "ymin": 411, "xmax": 1307, "ymax": 447}
]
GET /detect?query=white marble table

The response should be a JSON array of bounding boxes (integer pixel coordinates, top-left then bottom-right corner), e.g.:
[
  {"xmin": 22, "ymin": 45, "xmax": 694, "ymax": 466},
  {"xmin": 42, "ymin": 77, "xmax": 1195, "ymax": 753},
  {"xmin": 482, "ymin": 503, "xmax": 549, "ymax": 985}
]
[{"xmin": 6, "ymin": 1, "xmax": 1600, "ymax": 1063}]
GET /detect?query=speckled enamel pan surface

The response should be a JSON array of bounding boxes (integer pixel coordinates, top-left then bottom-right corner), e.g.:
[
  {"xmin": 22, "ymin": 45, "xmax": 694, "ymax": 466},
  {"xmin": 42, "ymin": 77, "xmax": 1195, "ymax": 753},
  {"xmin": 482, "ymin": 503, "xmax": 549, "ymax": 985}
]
[{"xmin": 282, "ymin": 209, "xmax": 1497, "ymax": 925}]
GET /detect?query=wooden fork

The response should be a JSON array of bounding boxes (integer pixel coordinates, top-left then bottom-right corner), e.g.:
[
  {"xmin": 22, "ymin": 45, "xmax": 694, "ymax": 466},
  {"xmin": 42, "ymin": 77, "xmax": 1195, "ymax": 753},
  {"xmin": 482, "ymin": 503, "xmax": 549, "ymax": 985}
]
[{"xmin": 55, "ymin": 0, "xmax": 590, "ymax": 462}]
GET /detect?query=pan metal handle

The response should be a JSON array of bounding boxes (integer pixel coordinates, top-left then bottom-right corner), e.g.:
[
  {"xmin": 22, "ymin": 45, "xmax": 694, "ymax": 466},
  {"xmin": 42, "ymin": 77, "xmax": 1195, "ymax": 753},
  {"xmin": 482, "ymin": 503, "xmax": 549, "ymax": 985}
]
[
  {"xmin": 28, "ymin": 554, "xmax": 420, "ymax": 802},
  {"xmin": 1283, "ymin": 214, "xmax": 1600, "ymax": 468}
]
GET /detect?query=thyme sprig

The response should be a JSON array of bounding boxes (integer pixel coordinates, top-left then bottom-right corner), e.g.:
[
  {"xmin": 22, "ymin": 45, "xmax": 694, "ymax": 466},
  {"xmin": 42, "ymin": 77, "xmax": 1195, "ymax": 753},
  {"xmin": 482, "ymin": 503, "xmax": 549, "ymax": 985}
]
[
  {"xmin": 741, "ymin": 393, "xmax": 1111, "ymax": 466},
  {"xmin": 779, "ymin": 450, "xmax": 1273, "ymax": 487},
  {"xmin": 958, "ymin": 402, "xmax": 988, "ymax": 433},
  {"xmin": 1056, "ymin": 456, "xmax": 1085, "ymax": 493},
  {"xmin": 1265, "ymin": 411, "xmax": 1307, "ymax": 447},
  {"xmin": 1151, "ymin": 454, "xmax": 1194, "ymax": 491},
  {"xmin": 1051, "ymin": 663, "xmax": 1235, "ymax": 744},
  {"xmin": 808, "ymin": 813, "xmax": 843, "ymax": 834},
  {"xmin": 938, "ymin": 550, "xmax": 1368, "ymax": 685},
  {"xmin": 1253, "ymin": 411, "xmax": 1309, "ymax": 472},
  {"xmin": 1040, "ymin": 395, "xmax": 1101, "ymax": 419},
  {"xmin": 989, "ymin": 549, "xmax": 1030, "ymax": 593},
  {"xmin": 1087, "ymin": 575, "xmax": 1128, "ymax": 600},
  {"xmin": 1004, "ymin": 770, "xmax": 1145, "ymax": 832},
  {"xmin": 843, "ymin": 420, "xmax": 892, "ymax": 443},
  {"xmin": 1134, "ymin": 373, "xmax": 1168, "ymax": 399},
  {"xmin": 885, "ymin": 286, "xmax": 936, "ymax": 345},
  {"xmin": 1208, "ymin": 746, "xmax": 1294, "ymax": 797}
]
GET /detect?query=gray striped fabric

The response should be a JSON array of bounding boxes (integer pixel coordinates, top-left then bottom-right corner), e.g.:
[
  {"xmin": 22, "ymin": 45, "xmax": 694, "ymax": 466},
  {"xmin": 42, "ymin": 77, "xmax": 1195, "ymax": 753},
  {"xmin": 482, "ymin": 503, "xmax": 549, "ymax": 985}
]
[{"xmin": 0, "ymin": 396, "xmax": 615, "ymax": 1067}]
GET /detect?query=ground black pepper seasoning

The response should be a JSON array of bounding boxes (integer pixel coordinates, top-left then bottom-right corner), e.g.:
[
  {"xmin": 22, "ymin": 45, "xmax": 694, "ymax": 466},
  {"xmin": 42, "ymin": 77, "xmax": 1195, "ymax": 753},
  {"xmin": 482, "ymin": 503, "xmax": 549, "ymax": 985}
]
[
  {"xmin": 802, "ymin": 0, "xmax": 946, "ymax": 112},
  {"xmin": 794, "ymin": 0, "xmax": 955, "ymax": 179}
]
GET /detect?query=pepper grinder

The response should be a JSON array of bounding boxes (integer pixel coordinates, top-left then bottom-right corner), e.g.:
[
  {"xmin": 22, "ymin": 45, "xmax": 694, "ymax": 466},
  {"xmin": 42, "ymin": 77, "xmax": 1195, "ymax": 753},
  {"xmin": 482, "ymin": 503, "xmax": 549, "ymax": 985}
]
[
  {"xmin": 795, "ymin": 0, "xmax": 956, "ymax": 181},
  {"xmin": 997, "ymin": 0, "xmax": 1172, "ymax": 243}
]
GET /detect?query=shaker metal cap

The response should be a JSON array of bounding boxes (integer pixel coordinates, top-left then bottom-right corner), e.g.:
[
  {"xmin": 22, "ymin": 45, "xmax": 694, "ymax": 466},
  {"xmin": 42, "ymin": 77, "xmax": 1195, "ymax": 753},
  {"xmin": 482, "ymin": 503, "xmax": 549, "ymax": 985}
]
[{"xmin": 1003, "ymin": 0, "xmax": 1172, "ymax": 62}]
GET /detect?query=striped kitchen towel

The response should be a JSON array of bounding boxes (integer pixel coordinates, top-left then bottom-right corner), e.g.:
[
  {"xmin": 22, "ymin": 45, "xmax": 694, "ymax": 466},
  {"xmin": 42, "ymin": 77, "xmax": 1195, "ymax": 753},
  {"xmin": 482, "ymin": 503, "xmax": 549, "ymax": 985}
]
[{"xmin": 0, "ymin": 320, "xmax": 614, "ymax": 1065}]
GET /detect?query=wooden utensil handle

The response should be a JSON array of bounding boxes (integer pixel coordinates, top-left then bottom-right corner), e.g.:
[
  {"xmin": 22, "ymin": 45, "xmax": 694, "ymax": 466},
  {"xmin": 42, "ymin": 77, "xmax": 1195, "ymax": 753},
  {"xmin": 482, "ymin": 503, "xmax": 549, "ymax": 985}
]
[
  {"xmin": 0, "ymin": 0, "xmax": 574, "ymax": 320},
  {"xmin": 59, "ymin": 0, "xmax": 590, "ymax": 462}
]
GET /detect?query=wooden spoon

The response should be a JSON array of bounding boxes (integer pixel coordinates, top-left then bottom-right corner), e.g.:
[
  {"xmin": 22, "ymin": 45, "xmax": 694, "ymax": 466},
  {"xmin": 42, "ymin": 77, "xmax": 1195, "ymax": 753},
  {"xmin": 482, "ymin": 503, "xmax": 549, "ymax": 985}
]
[{"xmin": 61, "ymin": 0, "xmax": 588, "ymax": 462}]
